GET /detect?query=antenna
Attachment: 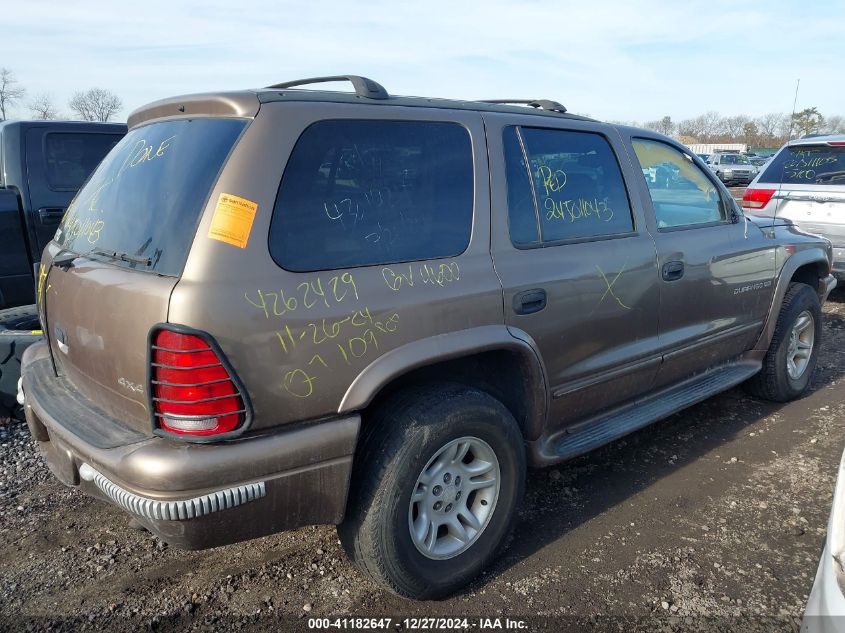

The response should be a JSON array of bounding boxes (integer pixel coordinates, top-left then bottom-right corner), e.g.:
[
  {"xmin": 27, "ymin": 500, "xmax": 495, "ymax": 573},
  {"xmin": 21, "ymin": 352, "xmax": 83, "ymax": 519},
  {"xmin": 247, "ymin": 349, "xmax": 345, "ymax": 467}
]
[
  {"xmin": 773, "ymin": 78, "xmax": 800, "ymax": 225},
  {"xmin": 787, "ymin": 79, "xmax": 800, "ymax": 141}
]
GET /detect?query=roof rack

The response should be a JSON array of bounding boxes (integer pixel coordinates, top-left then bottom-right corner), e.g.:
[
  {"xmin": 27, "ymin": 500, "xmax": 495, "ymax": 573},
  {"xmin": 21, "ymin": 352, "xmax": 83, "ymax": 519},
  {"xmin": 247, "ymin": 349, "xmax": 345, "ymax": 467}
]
[
  {"xmin": 264, "ymin": 75, "xmax": 389, "ymax": 100},
  {"xmin": 479, "ymin": 99, "xmax": 567, "ymax": 114}
]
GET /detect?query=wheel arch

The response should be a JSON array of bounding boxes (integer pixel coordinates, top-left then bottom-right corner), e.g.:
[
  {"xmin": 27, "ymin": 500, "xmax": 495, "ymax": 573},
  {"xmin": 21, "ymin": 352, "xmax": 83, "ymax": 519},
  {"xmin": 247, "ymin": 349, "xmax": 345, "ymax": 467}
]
[
  {"xmin": 754, "ymin": 248, "xmax": 830, "ymax": 352},
  {"xmin": 338, "ymin": 325, "xmax": 549, "ymax": 441}
]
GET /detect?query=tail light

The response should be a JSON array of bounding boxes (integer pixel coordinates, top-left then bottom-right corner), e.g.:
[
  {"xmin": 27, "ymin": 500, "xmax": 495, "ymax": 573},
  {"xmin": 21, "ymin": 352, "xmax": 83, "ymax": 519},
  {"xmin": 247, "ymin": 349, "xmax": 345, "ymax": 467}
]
[
  {"xmin": 742, "ymin": 188, "xmax": 776, "ymax": 210},
  {"xmin": 149, "ymin": 326, "xmax": 250, "ymax": 439}
]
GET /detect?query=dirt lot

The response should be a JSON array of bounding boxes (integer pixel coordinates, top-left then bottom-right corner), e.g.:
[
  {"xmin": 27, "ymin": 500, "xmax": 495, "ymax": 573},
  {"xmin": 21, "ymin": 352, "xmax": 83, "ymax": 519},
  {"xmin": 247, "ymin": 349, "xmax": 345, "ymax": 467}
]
[{"xmin": 1, "ymin": 288, "xmax": 843, "ymax": 631}]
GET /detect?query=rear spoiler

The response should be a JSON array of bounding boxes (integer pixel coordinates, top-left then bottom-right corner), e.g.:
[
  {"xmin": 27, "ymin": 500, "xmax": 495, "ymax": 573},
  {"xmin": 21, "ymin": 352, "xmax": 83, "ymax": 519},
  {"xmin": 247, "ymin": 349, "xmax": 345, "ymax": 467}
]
[
  {"xmin": 127, "ymin": 92, "xmax": 260, "ymax": 129},
  {"xmin": 788, "ymin": 138, "xmax": 845, "ymax": 148}
]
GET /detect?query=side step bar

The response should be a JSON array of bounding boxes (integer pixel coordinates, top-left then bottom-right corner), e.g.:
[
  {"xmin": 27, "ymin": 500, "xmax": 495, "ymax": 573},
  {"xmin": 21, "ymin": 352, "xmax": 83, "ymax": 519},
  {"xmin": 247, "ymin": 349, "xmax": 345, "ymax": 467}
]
[{"xmin": 541, "ymin": 361, "xmax": 761, "ymax": 463}]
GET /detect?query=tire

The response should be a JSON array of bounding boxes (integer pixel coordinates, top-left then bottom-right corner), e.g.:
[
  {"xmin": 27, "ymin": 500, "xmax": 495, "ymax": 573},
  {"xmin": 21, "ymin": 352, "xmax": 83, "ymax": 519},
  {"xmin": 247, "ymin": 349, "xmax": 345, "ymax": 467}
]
[
  {"xmin": 338, "ymin": 383, "xmax": 526, "ymax": 599},
  {"xmin": 744, "ymin": 282, "xmax": 822, "ymax": 402},
  {"xmin": 0, "ymin": 305, "xmax": 43, "ymax": 420}
]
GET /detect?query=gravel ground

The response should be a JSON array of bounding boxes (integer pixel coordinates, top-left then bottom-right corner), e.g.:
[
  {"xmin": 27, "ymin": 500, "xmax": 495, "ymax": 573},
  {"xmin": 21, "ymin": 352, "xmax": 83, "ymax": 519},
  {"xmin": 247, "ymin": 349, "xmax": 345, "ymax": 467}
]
[{"xmin": 1, "ymin": 287, "xmax": 844, "ymax": 633}]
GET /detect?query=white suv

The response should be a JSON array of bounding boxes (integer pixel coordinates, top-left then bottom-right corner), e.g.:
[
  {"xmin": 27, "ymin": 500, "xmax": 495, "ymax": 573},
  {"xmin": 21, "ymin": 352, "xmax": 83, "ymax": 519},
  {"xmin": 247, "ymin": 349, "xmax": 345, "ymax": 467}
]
[{"xmin": 743, "ymin": 135, "xmax": 845, "ymax": 281}]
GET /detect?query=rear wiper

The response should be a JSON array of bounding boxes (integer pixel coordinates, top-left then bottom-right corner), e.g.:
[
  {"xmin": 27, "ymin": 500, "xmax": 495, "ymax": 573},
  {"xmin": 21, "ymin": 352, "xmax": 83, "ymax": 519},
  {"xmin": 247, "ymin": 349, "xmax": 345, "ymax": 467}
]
[
  {"xmin": 89, "ymin": 247, "xmax": 152, "ymax": 267},
  {"xmin": 52, "ymin": 248, "xmax": 78, "ymax": 270},
  {"xmin": 815, "ymin": 170, "xmax": 845, "ymax": 183}
]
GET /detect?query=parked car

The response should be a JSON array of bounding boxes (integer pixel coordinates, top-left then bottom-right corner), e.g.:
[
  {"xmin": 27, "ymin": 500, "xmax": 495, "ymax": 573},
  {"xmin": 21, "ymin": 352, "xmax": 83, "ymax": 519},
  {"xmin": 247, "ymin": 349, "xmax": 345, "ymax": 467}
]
[
  {"xmin": 803, "ymin": 447, "xmax": 845, "ymax": 631},
  {"xmin": 0, "ymin": 120, "xmax": 126, "ymax": 417},
  {"xmin": 19, "ymin": 76, "xmax": 836, "ymax": 599},
  {"xmin": 696, "ymin": 152, "xmax": 711, "ymax": 163},
  {"xmin": 707, "ymin": 152, "xmax": 758, "ymax": 186},
  {"xmin": 749, "ymin": 155, "xmax": 771, "ymax": 169},
  {"xmin": 743, "ymin": 135, "xmax": 845, "ymax": 283},
  {"xmin": 0, "ymin": 120, "xmax": 126, "ymax": 309}
]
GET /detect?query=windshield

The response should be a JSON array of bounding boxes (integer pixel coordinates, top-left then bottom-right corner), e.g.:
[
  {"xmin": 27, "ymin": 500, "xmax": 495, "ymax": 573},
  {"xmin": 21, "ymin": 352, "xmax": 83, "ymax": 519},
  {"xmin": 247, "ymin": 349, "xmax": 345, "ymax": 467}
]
[
  {"xmin": 758, "ymin": 144, "xmax": 845, "ymax": 185},
  {"xmin": 56, "ymin": 118, "xmax": 246, "ymax": 275},
  {"xmin": 720, "ymin": 154, "xmax": 749, "ymax": 165}
]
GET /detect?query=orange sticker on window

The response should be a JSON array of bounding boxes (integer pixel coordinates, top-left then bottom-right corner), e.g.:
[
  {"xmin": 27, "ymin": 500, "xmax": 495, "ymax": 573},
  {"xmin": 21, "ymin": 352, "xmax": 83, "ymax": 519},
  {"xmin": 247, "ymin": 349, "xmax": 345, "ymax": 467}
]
[{"xmin": 208, "ymin": 193, "xmax": 259, "ymax": 249}]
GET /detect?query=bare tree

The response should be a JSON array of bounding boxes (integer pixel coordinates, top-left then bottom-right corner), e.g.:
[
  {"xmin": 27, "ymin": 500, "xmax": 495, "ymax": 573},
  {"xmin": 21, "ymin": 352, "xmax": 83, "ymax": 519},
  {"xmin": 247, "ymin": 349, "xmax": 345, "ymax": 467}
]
[
  {"xmin": 0, "ymin": 68, "xmax": 26, "ymax": 120},
  {"xmin": 678, "ymin": 111, "xmax": 723, "ymax": 142},
  {"xmin": 68, "ymin": 88, "xmax": 122, "ymax": 122},
  {"xmin": 677, "ymin": 117, "xmax": 701, "ymax": 141},
  {"xmin": 701, "ymin": 111, "xmax": 723, "ymax": 141},
  {"xmin": 620, "ymin": 109, "xmax": 843, "ymax": 146},
  {"xmin": 822, "ymin": 114, "xmax": 845, "ymax": 135},
  {"xmin": 28, "ymin": 93, "xmax": 60, "ymax": 120},
  {"xmin": 755, "ymin": 113, "xmax": 787, "ymax": 142},
  {"xmin": 644, "ymin": 115, "xmax": 674, "ymax": 136},
  {"xmin": 723, "ymin": 115, "xmax": 750, "ymax": 139}
]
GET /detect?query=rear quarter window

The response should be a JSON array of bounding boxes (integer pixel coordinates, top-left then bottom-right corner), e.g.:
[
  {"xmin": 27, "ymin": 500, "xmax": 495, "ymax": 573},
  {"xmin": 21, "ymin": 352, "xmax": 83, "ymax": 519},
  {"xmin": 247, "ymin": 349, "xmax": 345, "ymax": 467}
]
[
  {"xmin": 759, "ymin": 145, "xmax": 845, "ymax": 185},
  {"xmin": 44, "ymin": 132, "xmax": 122, "ymax": 190},
  {"xmin": 269, "ymin": 120, "xmax": 474, "ymax": 272}
]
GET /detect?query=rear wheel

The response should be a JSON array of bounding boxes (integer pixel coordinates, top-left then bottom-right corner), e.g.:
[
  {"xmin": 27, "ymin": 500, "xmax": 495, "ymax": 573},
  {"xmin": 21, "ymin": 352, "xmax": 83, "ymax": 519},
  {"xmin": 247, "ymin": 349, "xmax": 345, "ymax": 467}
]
[
  {"xmin": 338, "ymin": 384, "xmax": 525, "ymax": 599},
  {"xmin": 745, "ymin": 282, "xmax": 822, "ymax": 402},
  {"xmin": 0, "ymin": 305, "xmax": 42, "ymax": 420}
]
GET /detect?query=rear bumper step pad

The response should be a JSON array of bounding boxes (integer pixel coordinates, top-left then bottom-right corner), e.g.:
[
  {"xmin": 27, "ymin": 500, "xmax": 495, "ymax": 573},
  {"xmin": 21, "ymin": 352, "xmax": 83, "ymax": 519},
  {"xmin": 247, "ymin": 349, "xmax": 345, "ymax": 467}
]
[{"xmin": 79, "ymin": 463, "xmax": 266, "ymax": 522}]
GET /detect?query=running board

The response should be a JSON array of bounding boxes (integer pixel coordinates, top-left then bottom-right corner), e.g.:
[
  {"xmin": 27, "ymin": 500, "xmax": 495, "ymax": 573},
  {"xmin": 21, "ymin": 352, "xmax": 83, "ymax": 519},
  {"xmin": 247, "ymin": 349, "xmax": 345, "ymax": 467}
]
[{"xmin": 543, "ymin": 361, "xmax": 761, "ymax": 463}]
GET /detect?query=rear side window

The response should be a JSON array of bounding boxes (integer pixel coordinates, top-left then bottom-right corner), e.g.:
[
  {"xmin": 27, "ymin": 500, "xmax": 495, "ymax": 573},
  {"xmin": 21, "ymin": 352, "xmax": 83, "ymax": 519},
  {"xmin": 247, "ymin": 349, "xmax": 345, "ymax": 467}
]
[
  {"xmin": 57, "ymin": 118, "xmax": 246, "ymax": 276},
  {"xmin": 270, "ymin": 120, "xmax": 473, "ymax": 272},
  {"xmin": 503, "ymin": 126, "xmax": 635, "ymax": 245},
  {"xmin": 759, "ymin": 145, "xmax": 845, "ymax": 185},
  {"xmin": 44, "ymin": 132, "xmax": 122, "ymax": 190}
]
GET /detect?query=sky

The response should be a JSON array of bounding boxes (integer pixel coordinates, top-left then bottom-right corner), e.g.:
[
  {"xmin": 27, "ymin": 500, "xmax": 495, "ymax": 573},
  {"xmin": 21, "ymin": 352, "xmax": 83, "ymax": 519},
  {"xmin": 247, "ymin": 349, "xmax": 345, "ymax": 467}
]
[{"xmin": 2, "ymin": 0, "xmax": 843, "ymax": 123}]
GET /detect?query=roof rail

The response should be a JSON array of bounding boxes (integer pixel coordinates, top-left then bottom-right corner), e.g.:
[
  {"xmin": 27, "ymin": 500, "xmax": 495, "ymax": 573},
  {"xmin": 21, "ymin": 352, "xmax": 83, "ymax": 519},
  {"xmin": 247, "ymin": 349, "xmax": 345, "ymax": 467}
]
[
  {"xmin": 264, "ymin": 75, "xmax": 389, "ymax": 100},
  {"xmin": 479, "ymin": 99, "xmax": 568, "ymax": 114}
]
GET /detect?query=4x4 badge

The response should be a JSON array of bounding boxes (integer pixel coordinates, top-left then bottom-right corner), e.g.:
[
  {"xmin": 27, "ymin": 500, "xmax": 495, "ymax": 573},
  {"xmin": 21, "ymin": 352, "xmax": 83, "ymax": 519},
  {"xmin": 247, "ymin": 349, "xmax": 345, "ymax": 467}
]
[{"xmin": 118, "ymin": 377, "xmax": 143, "ymax": 394}]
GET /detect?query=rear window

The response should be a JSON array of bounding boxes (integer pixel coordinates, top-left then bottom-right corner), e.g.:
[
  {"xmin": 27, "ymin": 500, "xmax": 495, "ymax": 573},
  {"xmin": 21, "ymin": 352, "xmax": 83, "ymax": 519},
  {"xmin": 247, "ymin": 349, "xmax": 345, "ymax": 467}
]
[
  {"xmin": 269, "ymin": 120, "xmax": 473, "ymax": 272},
  {"xmin": 57, "ymin": 118, "xmax": 246, "ymax": 275},
  {"xmin": 45, "ymin": 132, "xmax": 123, "ymax": 190},
  {"xmin": 759, "ymin": 145, "xmax": 845, "ymax": 185}
]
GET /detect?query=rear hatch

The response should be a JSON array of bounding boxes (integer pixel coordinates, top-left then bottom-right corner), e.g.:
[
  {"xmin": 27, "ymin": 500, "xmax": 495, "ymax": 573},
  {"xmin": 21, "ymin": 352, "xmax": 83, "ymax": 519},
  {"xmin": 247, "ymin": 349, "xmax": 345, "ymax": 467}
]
[
  {"xmin": 42, "ymin": 117, "xmax": 247, "ymax": 433},
  {"xmin": 755, "ymin": 141, "xmax": 845, "ymax": 246}
]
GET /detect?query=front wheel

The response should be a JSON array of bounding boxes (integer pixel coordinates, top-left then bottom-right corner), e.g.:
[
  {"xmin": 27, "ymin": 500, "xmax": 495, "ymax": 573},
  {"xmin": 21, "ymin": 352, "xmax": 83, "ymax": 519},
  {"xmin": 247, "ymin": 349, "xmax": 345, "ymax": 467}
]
[
  {"xmin": 338, "ymin": 384, "xmax": 525, "ymax": 599},
  {"xmin": 744, "ymin": 282, "xmax": 822, "ymax": 402}
]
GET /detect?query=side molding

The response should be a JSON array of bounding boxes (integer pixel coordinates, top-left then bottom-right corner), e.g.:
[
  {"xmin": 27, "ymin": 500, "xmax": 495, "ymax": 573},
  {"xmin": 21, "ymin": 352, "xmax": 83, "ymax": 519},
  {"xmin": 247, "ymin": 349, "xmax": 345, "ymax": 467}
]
[{"xmin": 338, "ymin": 325, "xmax": 549, "ymax": 439}]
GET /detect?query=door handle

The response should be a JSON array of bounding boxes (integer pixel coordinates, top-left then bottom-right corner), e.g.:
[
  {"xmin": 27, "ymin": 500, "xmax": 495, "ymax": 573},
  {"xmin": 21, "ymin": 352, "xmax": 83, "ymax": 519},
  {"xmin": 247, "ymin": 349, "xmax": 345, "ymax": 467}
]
[
  {"xmin": 661, "ymin": 260, "xmax": 684, "ymax": 281},
  {"xmin": 38, "ymin": 207, "xmax": 65, "ymax": 225},
  {"xmin": 513, "ymin": 289, "xmax": 547, "ymax": 315}
]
